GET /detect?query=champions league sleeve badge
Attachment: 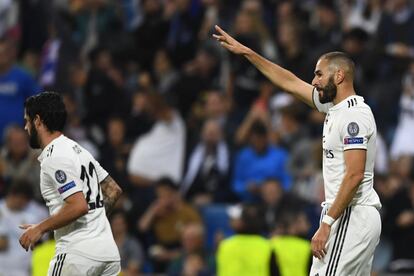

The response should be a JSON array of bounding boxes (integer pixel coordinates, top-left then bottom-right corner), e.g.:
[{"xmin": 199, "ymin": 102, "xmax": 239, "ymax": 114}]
[
  {"xmin": 55, "ymin": 170, "xmax": 67, "ymax": 184},
  {"xmin": 347, "ymin": 122, "xmax": 359, "ymax": 137}
]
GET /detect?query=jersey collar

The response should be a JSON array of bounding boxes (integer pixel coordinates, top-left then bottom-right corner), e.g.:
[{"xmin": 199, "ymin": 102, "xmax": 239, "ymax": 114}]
[
  {"xmin": 329, "ymin": 95, "xmax": 364, "ymax": 111},
  {"xmin": 37, "ymin": 134, "xmax": 65, "ymax": 162}
]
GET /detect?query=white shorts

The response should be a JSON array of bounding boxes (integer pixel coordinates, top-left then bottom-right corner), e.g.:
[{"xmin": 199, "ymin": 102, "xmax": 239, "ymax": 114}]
[
  {"xmin": 48, "ymin": 253, "xmax": 121, "ymax": 276},
  {"xmin": 310, "ymin": 205, "xmax": 381, "ymax": 276}
]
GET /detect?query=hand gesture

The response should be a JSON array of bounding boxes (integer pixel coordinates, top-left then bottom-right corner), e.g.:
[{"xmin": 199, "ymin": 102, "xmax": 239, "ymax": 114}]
[
  {"xmin": 212, "ymin": 25, "xmax": 250, "ymax": 55},
  {"xmin": 19, "ymin": 224, "xmax": 43, "ymax": 251}
]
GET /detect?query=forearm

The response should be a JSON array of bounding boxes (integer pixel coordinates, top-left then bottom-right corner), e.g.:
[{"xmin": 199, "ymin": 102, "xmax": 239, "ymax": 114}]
[
  {"xmin": 138, "ymin": 208, "xmax": 156, "ymax": 232},
  {"xmin": 327, "ymin": 174, "xmax": 362, "ymax": 220},
  {"xmin": 100, "ymin": 175, "xmax": 122, "ymax": 215},
  {"xmin": 244, "ymin": 49, "xmax": 298, "ymax": 94},
  {"xmin": 38, "ymin": 198, "xmax": 87, "ymax": 234}
]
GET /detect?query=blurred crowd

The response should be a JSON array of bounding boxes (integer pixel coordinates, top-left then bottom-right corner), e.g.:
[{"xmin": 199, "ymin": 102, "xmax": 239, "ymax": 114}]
[{"xmin": 0, "ymin": 0, "xmax": 414, "ymax": 275}]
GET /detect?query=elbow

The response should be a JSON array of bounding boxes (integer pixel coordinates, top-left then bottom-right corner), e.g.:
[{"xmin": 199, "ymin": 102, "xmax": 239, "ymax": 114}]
[
  {"xmin": 115, "ymin": 185, "xmax": 123, "ymax": 200},
  {"xmin": 349, "ymin": 172, "xmax": 364, "ymax": 186},
  {"xmin": 79, "ymin": 200, "xmax": 89, "ymax": 216}
]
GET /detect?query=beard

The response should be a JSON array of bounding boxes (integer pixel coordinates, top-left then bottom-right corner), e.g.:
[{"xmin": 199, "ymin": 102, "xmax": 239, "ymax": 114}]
[
  {"xmin": 28, "ymin": 122, "xmax": 41, "ymax": 149},
  {"xmin": 318, "ymin": 76, "xmax": 337, "ymax": 104}
]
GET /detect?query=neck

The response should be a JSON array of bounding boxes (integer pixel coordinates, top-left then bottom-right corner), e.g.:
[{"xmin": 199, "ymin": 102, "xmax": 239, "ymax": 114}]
[
  {"xmin": 333, "ymin": 83, "xmax": 356, "ymax": 105},
  {"xmin": 40, "ymin": 131, "xmax": 62, "ymax": 149}
]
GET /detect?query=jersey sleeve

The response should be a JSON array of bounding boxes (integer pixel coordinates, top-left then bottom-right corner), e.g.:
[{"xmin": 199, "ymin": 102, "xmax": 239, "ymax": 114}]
[
  {"xmin": 93, "ymin": 159, "xmax": 109, "ymax": 183},
  {"xmin": 339, "ymin": 111, "xmax": 373, "ymax": 151},
  {"xmin": 312, "ymin": 88, "xmax": 333, "ymax": 113},
  {"xmin": 43, "ymin": 157, "xmax": 83, "ymax": 200}
]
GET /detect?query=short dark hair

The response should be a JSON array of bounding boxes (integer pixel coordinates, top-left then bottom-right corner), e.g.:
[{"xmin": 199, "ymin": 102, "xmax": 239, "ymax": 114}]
[
  {"xmin": 239, "ymin": 204, "xmax": 265, "ymax": 235},
  {"xmin": 7, "ymin": 180, "xmax": 33, "ymax": 199},
  {"xmin": 320, "ymin": 51, "xmax": 355, "ymax": 79},
  {"xmin": 24, "ymin": 91, "xmax": 67, "ymax": 132},
  {"xmin": 155, "ymin": 177, "xmax": 179, "ymax": 191},
  {"xmin": 250, "ymin": 120, "xmax": 268, "ymax": 136}
]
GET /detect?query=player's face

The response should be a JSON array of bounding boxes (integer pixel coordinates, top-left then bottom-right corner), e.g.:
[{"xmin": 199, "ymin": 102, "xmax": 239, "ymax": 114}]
[
  {"xmin": 24, "ymin": 111, "xmax": 41, "ymax": 149},
  {"xmin": 319, "ymin": 75, "xmax": 337, "ymax": 104},
  {"xmin": 312, "ymin": 59, "xmax": 337, "ymax": 104}
]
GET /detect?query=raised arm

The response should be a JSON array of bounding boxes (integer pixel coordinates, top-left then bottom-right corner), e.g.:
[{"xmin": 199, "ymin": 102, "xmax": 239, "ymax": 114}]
[
  {"xmin": 213, "ymin": 25, "xmax": 315, "ymax": 108},
  {"xmin": 100, "ymin": 175, "xmax": 123, "ymax": 215}
]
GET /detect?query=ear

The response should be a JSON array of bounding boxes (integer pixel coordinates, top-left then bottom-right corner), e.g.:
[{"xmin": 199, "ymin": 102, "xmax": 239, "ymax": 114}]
[
  {"xmin": 335, "ymin": 70, "xmax": 345, "ymax": 84},
  {"xmin": 33, "ymin": 115, "xmax": 42, "ymax": 127}
]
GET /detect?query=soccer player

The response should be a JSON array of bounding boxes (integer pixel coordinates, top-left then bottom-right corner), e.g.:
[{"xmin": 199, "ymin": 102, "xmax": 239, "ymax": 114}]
[
  {"xmin": 18, "ymin": 92, "xmax": 122, "ymax": 275},
  {"xmin": 213, "ymin": 25, "xmax": 381, "ymax": 275}
]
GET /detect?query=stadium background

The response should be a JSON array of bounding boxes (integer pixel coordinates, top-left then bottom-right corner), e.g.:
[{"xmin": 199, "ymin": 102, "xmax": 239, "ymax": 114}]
[{"xmin": 0, "ymin": 0, "xmax": 414, "ymax": 275}]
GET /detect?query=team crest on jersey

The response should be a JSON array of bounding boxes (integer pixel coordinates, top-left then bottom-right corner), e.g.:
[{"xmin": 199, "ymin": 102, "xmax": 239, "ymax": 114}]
[
  {"xmin": 347, "ymin": 122, "xmax": 359, "ymax": 137},
  {"xmin": 55, "ymin": 170, "xmax": 67, "ymax": 184}
]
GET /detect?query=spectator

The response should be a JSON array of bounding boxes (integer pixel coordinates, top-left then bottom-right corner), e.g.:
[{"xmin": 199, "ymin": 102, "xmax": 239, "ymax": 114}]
[
  {"xmin": 166, "ymin": 0, "xmax": 205, "ymax": 67},
  {"xmin": 181, "ymin": 119, "xmax": 231, "ymax": 206},
  {"xmin": 0, "ymin": 125, "xmax": 40, "ymax": 200},
  {"xmin": 270, "ymin": 211, "xmax": 312, "ymax": 276},
  {"xmin": 0, "ymin": 181, "xmax": 48, "ymax": 276},
  {"xmin": 342, "ymin": 0, "xmax": 382, "ymax": 35},
  {"xmin": 133, "ymin": 0, "xmax": 170, "ymax": 70},
  {"xmin": 83, "ymin": 47, "xmax": 127, "ymax": 138},
  {"xmin": 216, "ymin": 204, "xmax": 271, "ymax": 276},
  {"xmin": 277, "ymin": 104, "xmax": 315, "ymax": 187},
  {"xmin": 167, "ymin": 223, "xmax": 214, "ymax": 276},
  {"xmin": 385, "ymin": 172, "xmax": 414, "ymax": 273},
  {"xmin": 232, "ymin": 120, "xmax": 291, "ymax": 201},
  {"xmin": 138, "ymin": 178, "xmax": 201, "ymax": 273},
  {"xmin": 0, "ymin": 37, "xmax": 40, "ymax": 139},
  {"xmin": 100, "ymin": 116, "xmax": 132, "ymax": 193},
  {"xmin": 390, "ymin": 61, "xmax": 414, "ymax": 160},
  {"xmin": 128, "ymin": 92, "xmax": 186, "ymax": 187},
  {"xmin": 110, "ymin": 210, "xmax": 145, "ymax": 276},
  {"xmin": 258, "ymin": 179, "xmax": 306, "ymax": 234}
]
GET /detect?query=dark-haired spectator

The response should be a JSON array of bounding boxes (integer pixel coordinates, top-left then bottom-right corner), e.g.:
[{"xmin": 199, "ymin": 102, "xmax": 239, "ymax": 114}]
[
  {"xmin": 110, "ymin": 210, "xmax": 144, "ymax": 276},
  {"xmin": 133, "ymin": 0, "xmax": 170, "ymax": 70},
  {"xmin": 277, "ymin": 104, "xmax": 315, "ymax": 186},
  {"xmin": 270, "ymin": 211, "xmax": 311, "ymax": 276},
  {"xmin": 258, "ymin": 179, "xmax": 307, "ymax": 234},
  {"xmin": 232, "ymin": 120, "xmax": 291, "ymax": 201},
  {"xmin": 63, "ymin": 93, "xmax": 99, "ymax": 159},
  {"xmin": 84, "ymin": 47, "xmax": 127, "ymax": 141},
  {"xmin": 100, "ymin": 116, "xmax": 132, "ymax": 194},
  {"xmin": 385, "ymin": 173, "xmax": 414, "ymax": 272},
  {"xmin": 128, "ymin": 92, "xmax": 185, "ymax": 187},
  {"xmin": 216, "ymin": 204, "xmax": 271, "ymax": 276},
  {"xmin": 0, "ymin": 38, "xmax": 40, "ymax": 139},
  {"xmin": 167, "ymin": 223, "xmax": 214, "ymax": 276},
  {"xmin": 0, "ymin": 125, "xmax": 40, "ymax": 200},
  {"xmin": 390, "ymin": 61, "xmax": 414, "ymax": 160},
  {"xmin": 153, "ymin": 49, "xmax": 179, "ymax": 95},
  {"xmin": 166, "ymin": 0, "xmax": 205, "ymax": 67},
  {"xmin": 138, "ymin": 177, "xmax": 201, "ymax": 272},
  {"xmin": 171, "ymin": 45, "xmax": 221, "ymax": 119},
  {"xmin": 181, "ymin": 119, "xmax": 231, "ymax": 206}
]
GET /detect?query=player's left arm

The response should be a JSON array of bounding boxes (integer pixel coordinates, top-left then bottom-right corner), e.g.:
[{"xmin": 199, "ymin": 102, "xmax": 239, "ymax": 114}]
[
  {"xmin": 326, "ymin": 149, "xmax": 366, "ymax": 219},
  {"xmin": 100, "ymin": 175, "xmax": 122, "ymax": 215},
  {"xmin": 312, "ymin": 149, "xmax": 366, "ymax": 259},
  {"xmin": 19, "ymin": 192, "xmax": 89, "ymax": 251}
]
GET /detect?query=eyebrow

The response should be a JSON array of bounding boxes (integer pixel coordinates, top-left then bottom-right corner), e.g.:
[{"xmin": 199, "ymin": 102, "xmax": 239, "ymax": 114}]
[{"xmin": 314, "ymin": 69, "xmax": 322, "ymax": 75}]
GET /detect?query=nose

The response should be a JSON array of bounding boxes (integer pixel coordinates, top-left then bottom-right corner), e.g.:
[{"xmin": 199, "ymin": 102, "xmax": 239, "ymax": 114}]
[{"xmin": 311, "ymin": 76, "xmax": 318, "ymax": 87}]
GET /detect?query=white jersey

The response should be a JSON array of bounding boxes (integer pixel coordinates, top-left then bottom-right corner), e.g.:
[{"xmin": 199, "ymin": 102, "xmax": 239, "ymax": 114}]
[
  {"xmin": 312, "ymin": 89, "xmax": 381, "ymax": 208},
  {"xmin": 38, "ymin": 135, "xmax": 120, "ymax": 261}
]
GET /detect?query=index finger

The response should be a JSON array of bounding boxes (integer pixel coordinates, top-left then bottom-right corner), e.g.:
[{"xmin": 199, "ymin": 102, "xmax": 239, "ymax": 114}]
[{"xmin": 215, "ymin": 25, "xmax": 228, "ymax": 36}]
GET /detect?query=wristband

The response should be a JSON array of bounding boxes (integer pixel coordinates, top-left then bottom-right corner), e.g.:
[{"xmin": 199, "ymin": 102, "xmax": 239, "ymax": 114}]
[{"xmin": 322, "ymin": 215, "xmax": 335, "ymax": 226}]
